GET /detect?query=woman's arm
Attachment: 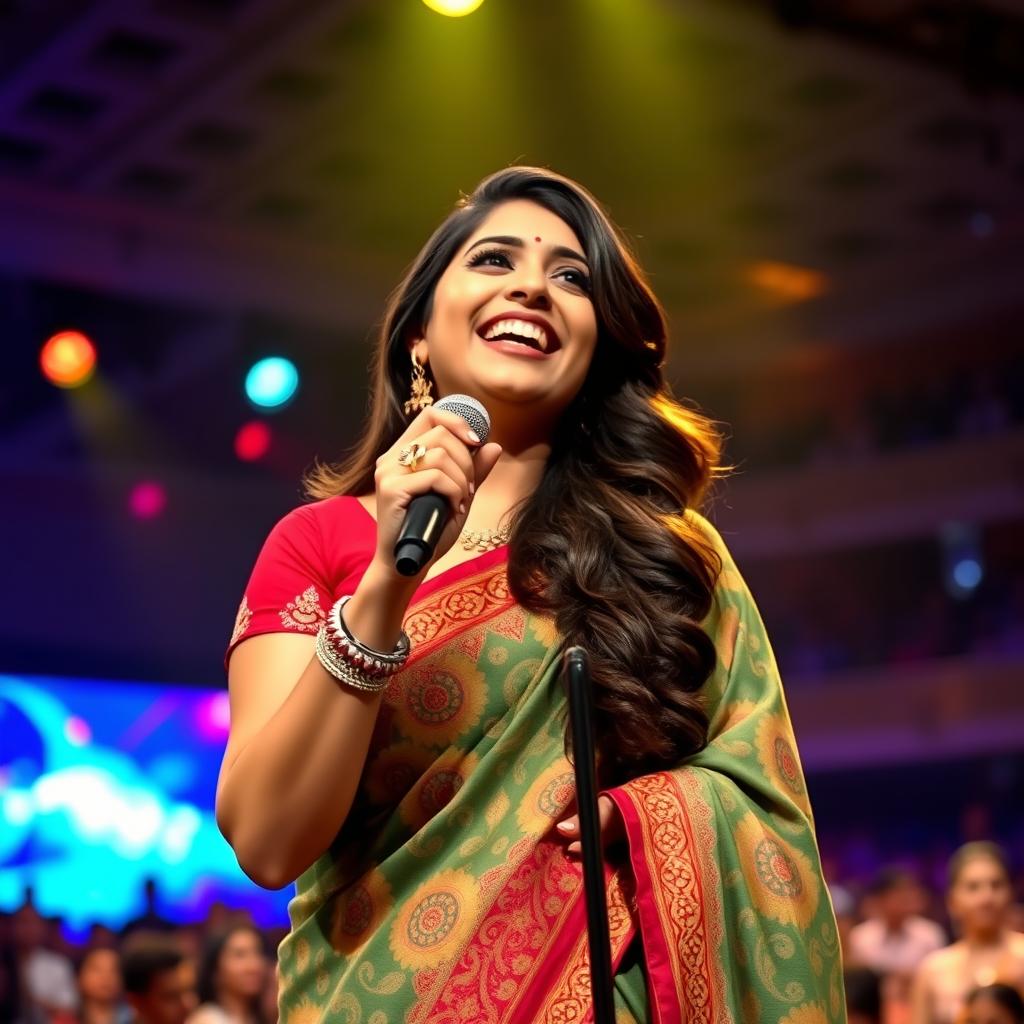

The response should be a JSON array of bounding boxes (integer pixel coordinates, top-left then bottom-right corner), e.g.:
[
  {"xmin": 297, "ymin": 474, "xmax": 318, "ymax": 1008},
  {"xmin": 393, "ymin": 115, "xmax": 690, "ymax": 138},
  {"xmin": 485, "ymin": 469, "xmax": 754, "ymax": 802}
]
[
  {"xmin": 215, "ymin": 560, "xmax": 418, "ymax": 889},
  {"xmin": 216, "ymin": 404, "xmax": 501, "ymax": 889},
  {"xmin": 908, "ymin": 956, "xmax": 935, "ymax": 1024}
]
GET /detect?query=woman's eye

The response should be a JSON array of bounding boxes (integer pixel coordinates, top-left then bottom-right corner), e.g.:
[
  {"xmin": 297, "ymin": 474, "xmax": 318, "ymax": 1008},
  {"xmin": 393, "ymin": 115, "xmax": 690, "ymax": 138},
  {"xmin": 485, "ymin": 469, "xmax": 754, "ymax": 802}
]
[
  {"xmin": 466, "ymin": 247, "xmax": 591, "ymax": 292},
  {"xmin": 467, "ymin": 247, "xmax": 513, "ymax": 269}
]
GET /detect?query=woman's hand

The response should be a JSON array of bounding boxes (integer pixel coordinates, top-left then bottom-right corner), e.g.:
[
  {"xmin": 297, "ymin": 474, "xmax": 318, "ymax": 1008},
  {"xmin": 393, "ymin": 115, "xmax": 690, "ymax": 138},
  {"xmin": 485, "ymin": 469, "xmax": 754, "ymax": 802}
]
[
  {"xmin": 370, "ymin": 403, "xmax": 503, "ymax": 584},
  {"xmin": 556, "ymin": 794, "xmax": 625, "ymax": 856}
]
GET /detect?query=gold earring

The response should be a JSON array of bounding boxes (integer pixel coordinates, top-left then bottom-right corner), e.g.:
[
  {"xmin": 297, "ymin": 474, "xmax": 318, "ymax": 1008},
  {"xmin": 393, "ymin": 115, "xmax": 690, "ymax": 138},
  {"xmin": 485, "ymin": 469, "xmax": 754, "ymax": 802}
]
[{"xmin": 404, "ymin": 349, "xmax": 434, "ymax": 415}]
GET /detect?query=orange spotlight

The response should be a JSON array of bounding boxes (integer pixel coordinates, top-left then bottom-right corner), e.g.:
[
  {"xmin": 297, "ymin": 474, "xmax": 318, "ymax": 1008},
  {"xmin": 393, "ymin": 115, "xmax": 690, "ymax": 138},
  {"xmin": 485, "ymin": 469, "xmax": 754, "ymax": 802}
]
[
  {"xmin": 40, "ymin": 330, "xmax": 97, "ymax": 388},
  {"xmin": 745, "ymin": 261, "xmax": 829, "ymax": 303}
]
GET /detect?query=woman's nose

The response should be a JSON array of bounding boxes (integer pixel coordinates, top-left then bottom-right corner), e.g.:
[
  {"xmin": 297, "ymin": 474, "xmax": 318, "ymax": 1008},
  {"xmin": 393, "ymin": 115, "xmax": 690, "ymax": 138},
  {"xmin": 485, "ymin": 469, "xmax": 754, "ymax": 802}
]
[{"xmin": 505, "ymin": 266, "xmax": 550, "ymax": 304}]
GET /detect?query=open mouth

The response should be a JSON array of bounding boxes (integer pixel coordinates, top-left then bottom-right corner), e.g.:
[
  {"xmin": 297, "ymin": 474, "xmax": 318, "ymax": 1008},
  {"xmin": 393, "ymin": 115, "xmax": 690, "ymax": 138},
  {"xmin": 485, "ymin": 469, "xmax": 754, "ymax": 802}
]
[{"xmin": 475, "ymin": 316, "xmax": 560, "ymax": 353}]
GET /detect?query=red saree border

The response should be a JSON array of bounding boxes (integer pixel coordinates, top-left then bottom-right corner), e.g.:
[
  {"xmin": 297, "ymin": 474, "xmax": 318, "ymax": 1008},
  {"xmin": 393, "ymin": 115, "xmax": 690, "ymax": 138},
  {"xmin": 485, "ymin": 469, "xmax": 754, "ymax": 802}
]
[
  {"xmin": 525, "ymin": 863, "xmax": 637, "ymax": 1024},
  {"xmin": 401, "ymin": 556, "xmax": 514, "ymax": 663},
  {"xmin": 411, "ymin": 838, "xmax": 636, "ymax": 1024},
  {"xmin": 608, "ymin": 772, "xmax": 725, "ymax": 1024}
]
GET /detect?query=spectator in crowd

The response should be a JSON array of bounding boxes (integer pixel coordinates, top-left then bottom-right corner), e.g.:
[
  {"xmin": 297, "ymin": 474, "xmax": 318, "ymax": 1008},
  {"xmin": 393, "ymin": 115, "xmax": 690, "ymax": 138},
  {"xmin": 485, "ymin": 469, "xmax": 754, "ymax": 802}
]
[
  {"xmin": 962, "ymin": 983, "xmax": 1024, "ymax": 1024},
  {"xmin": 70, "ymin": 947, "xmax": 132, "ymax": 1024},
  {"xmin": 911, "ymin": 842, "xmax": 1024, "ymax": 1024},
  {"xmin": 850, "ymin": 866, "xmax": 946, "ymax": 1009},
  {"xmin": 844, "ymin": 966, "xmax": 883, "ymax": 1024},
  {"xmin": 188, "ymin": 925, "xmax": 269, "ymax": 1024},
  {"xmin": 121, "ymin": 940, "xmax": 196, "ymax": 1024},
  {"xmin": 11, "ymin": 903, "xmax": 78, "ymax": 1023}
]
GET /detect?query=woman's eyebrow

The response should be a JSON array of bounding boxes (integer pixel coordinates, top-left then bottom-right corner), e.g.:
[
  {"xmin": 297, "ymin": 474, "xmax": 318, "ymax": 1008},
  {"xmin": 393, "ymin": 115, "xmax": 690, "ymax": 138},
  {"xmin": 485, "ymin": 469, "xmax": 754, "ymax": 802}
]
[{"xmin": 466, "ymin": 235, "xmax": 589, "ymax": 267}]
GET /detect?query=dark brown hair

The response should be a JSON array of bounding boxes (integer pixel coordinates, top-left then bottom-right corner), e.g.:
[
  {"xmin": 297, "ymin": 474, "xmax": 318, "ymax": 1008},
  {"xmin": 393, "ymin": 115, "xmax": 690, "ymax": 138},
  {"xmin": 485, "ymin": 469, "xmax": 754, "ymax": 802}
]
[{"xmin": 305, "ymin": 165, "xmax": 733, "ymax": 786}]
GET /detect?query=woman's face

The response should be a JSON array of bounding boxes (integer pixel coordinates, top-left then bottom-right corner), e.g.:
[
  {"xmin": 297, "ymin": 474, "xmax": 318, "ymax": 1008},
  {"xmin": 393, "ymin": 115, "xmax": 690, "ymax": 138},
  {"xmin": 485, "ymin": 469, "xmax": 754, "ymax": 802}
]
[
  {"xmin": 216, "ymin": 929, "xmax": 267, "ymax": 1000},
  {"xmin": 79, "ymin": 949, "xmax": 122, "ymax": 1002},
  {"xmin": 949, "ymin": 857, "xmax": 1012, "ymax": 934},
  {"xmin": 412, "ymin": 198, "xmax": 599, "ymax": 439}
]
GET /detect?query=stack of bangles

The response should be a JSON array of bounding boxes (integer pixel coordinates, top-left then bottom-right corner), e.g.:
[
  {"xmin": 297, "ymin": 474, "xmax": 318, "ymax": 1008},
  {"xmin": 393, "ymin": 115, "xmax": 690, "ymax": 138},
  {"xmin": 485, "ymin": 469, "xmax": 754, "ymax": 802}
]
[{"xmin": 315, "ymin": 595, "xmax": 411, "ymax": 694}]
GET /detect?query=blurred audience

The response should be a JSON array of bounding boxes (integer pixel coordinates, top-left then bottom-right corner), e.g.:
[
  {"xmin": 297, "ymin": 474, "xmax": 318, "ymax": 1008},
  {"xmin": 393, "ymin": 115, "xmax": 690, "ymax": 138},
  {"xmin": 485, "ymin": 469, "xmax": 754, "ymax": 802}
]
[{"xmin": 910, "ymin": 843, "xmax": 1024, "ymax": 1024}]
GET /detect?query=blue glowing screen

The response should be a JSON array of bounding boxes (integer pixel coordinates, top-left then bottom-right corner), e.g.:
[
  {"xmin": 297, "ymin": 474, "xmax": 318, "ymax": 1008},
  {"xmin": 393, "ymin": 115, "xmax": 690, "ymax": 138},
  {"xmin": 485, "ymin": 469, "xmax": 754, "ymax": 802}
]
[{"xmin": 0, "ymin": 674, "xmax": 291, "ymax": 932}]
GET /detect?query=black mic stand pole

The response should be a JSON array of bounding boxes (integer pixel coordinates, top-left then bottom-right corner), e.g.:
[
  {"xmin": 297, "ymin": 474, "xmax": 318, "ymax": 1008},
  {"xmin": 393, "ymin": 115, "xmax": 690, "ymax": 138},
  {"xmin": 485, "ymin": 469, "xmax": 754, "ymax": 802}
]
[{"xmin": 563, "ymin": 645, "xmax": 615, "ymax": 1024}]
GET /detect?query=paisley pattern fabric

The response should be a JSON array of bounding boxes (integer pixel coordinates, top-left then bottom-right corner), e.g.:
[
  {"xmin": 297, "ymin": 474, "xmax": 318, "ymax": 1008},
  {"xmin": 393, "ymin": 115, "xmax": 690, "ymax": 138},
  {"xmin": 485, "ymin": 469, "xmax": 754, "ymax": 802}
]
[{"xmin": 256, "ymin": 508, "xmax": 844, "ymax": 1024}]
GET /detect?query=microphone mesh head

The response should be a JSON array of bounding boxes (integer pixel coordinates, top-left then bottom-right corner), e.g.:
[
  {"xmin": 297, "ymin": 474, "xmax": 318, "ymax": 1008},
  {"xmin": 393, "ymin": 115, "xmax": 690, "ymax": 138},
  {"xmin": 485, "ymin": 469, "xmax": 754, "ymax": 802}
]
[{"xmin": 433, "ymin": 394, "xmax": 490, "ymax": 443}]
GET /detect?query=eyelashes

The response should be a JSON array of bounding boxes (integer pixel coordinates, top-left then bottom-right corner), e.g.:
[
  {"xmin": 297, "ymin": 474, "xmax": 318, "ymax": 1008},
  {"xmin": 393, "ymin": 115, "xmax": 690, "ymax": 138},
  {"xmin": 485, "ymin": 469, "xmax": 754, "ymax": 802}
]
[{"xmin": 466, "ymin": 246, "xmax": 591, "ymax": 292}]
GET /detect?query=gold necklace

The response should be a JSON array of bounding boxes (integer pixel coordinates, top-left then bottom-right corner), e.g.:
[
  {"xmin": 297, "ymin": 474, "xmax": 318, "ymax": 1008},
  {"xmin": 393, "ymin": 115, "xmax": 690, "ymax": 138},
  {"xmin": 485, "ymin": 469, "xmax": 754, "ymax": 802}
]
[{"xmin": 458, "ymin": 523, "xmax": 511, "ymax": 552}]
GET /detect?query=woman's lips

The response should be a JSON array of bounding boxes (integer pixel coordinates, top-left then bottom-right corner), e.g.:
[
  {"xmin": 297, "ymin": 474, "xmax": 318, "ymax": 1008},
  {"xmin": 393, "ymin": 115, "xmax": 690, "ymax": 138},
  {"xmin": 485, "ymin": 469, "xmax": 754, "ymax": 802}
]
[{"xmin": 475, "ymin": 331, "xmax": 554, "ymax": 360}]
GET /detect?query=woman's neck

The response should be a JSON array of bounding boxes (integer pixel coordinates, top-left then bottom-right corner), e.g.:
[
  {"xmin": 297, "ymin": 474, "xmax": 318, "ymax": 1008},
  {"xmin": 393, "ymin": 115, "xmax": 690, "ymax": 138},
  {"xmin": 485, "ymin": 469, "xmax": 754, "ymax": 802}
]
[
  {"xmin": 471, "ymin": 438, "xmax": 549, "ymax": 524},
  {"xmin": 80, "ymin": 1000, "xmax": 117, "ymax": 1024},
  {"xmin": 962, "ymin": 926, "xmax": 1006, "ymax": 950}
]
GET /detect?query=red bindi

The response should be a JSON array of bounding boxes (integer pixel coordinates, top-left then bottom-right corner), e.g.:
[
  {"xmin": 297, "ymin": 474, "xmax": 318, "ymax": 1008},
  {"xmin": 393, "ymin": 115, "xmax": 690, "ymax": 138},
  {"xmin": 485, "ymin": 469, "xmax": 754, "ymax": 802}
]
[{"xmin": 535, "ymin": 236, "xmax": 542, "ymax": 242}]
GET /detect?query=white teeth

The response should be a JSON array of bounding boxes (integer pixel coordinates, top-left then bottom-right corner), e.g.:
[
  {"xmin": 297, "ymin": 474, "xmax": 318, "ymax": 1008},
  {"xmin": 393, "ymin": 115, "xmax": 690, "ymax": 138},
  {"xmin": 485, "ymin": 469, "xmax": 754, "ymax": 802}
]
[{"xmin": 482, "ymin": 319, "xmax": 549, "ymax": 351}]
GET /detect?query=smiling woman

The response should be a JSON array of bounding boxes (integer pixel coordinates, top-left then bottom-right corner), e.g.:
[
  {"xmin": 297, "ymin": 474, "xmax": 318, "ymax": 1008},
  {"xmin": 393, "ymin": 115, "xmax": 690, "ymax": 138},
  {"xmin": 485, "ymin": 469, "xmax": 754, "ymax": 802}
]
[{"xmin": 216, "ymin": 165, "xmax": 844, "ymax": 1024}]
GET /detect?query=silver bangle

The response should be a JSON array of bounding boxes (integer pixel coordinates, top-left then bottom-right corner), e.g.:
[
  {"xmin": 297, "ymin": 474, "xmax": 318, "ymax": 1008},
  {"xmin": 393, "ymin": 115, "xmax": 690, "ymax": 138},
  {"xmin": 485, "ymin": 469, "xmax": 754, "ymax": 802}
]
[
  {"xmin": 315, "ymin": 626, "xmax": 391, "ymax": 694},
  {"xmin": 331, "ymin": 595, "xmax": 410, "ymax": 670}
]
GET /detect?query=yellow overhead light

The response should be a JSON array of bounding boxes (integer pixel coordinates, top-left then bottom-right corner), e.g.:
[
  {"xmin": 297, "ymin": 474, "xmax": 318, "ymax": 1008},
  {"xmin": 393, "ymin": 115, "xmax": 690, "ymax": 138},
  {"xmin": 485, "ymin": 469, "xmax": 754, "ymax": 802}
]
[{"xmin": 422, "ymin": 0, "xmax": 486, "ymax": 15}]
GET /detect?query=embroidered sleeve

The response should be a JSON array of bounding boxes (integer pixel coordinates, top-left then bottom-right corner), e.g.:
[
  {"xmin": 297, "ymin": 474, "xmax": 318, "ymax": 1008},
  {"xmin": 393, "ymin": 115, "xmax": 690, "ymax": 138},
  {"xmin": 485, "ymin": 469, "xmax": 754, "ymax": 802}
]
[{"xmin": 224, "ymin": 504, "xmax": 331, "ymax": 671}]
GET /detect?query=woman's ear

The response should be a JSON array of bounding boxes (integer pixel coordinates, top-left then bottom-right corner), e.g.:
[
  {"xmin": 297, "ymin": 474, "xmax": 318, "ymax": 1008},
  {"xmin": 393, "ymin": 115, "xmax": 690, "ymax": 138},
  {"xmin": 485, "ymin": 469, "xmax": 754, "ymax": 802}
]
[{"xmin": 409, "ymin": 337, "xmax": 429, "ymax": 368}]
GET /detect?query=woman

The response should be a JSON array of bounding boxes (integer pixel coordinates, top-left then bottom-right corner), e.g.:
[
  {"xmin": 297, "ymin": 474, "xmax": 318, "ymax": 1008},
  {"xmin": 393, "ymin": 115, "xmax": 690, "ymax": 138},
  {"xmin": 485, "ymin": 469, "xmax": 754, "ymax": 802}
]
[
  {"xmin": 217, "ymin": 166, "xmax": 844, "ymax": 1022},
  {"xmin": 70, "ymin": 948, "xmax": 132, "ymax": 1024},
  {"xmin": 188, "ymin": 925, "xmax": 268, "ymax": 1024},
  {"xmin": 911, "ymin": 843, "xmax": 1024, "ymax": 1024}
]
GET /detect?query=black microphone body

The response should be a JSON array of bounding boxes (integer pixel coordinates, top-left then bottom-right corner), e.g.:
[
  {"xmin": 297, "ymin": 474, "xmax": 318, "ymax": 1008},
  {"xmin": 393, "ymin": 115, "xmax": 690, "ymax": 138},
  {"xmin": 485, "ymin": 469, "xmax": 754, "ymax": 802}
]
[{"xmin": 393, "ymin": 394, "xmax": 490, "ymax": 576}]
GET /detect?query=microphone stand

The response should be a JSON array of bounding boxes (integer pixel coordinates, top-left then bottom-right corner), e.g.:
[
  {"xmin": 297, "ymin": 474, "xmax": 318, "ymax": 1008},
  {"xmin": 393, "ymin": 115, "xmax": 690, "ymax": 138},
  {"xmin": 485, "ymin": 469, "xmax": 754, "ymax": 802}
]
[{"xmin": 563, "ymin": 645, "xmax": 615, "ymax": 1024}]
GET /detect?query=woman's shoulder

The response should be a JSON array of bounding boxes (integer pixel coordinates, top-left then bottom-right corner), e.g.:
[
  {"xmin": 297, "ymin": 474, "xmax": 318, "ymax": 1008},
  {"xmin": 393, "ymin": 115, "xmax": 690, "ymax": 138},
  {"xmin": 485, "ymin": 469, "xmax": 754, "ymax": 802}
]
[
  {"xmin": 918, "ymin": 940, "xmax": 960, "ymax": 973},
  {"xmin": 186, "ymin": 1004, "xmax": 230, "ymax": 1024}
]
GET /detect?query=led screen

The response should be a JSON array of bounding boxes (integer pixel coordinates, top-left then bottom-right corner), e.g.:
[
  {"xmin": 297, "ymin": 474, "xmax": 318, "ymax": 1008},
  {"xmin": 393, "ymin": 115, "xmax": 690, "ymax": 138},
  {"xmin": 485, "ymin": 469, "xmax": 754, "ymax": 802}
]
[{"xmin": 0, "ymin": 673, "xmax": 291, "ymax": 932}]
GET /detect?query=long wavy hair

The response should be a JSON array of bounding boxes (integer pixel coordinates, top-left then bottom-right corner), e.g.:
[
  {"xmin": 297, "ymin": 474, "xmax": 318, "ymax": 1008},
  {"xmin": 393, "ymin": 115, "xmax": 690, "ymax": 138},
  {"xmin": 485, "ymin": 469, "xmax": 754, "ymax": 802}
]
[{"xmin": 305, "ymin": 165, "xmax": 733, "ymax": 786}]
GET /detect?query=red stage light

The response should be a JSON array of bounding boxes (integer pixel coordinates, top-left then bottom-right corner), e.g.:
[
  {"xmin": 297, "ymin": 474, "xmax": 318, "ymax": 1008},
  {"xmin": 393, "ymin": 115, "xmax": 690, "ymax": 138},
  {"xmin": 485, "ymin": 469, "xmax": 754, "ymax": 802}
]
[{"xmin": 235, "ymin": 421, "xmax": 272, "ymax": 461}]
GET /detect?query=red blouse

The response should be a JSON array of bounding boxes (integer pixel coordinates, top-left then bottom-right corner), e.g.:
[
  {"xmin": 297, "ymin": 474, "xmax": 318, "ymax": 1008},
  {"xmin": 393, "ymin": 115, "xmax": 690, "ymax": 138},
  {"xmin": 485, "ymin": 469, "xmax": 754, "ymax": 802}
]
[
  {"xmin": 224, "ymin": 495, "xmax": 508, "ymax": 672},
  {"xmin": 224, "ymin": 495, "xmax": 377, "ymax": 672}
]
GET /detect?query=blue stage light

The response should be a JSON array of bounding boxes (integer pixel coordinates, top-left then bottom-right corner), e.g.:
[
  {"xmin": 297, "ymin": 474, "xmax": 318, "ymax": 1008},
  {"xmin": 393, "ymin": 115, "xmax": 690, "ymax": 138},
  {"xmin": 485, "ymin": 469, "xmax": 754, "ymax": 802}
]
[{"xmin": 245, "ymin": 357, "xmax": 299, "ymax": 410}]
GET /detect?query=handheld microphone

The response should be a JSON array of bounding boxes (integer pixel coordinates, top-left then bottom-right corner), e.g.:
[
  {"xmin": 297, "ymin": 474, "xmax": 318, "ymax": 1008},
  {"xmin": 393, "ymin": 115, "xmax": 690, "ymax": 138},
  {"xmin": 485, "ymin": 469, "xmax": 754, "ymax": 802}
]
[{"xmin": 393, "ymin": 394, "xmax": 491, "ymax": 576}]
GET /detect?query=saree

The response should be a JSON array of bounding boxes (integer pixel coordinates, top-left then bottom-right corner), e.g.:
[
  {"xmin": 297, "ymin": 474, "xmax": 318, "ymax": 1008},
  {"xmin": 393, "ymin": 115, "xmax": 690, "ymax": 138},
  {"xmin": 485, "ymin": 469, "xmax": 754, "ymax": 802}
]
[{"xmin": 272, "ymin": 507, "xmax": 845, "ymax": 1024}]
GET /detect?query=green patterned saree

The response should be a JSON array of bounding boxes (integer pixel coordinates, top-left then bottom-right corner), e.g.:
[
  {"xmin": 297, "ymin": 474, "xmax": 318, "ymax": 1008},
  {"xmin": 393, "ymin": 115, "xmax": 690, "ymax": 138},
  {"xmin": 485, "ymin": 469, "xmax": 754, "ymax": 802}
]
[{"xmin": 276, "ymin": 510, "xmax": 845, "ymax": 1024}]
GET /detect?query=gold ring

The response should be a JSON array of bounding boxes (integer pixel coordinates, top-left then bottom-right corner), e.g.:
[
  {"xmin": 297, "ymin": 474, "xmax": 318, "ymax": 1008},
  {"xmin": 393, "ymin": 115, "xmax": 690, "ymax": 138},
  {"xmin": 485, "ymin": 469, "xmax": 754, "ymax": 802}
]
[{"xmin": 397, "ymin": 442, "xmax": 428, "ymax": 470}]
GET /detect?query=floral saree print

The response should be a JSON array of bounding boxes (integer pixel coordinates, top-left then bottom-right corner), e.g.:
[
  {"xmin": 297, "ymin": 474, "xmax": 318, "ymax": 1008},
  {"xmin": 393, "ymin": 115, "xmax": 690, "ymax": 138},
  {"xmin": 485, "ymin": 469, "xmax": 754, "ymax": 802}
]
[{"xmin": 225, "ymin": 495, "xmax": 845, "ymax": 1023}]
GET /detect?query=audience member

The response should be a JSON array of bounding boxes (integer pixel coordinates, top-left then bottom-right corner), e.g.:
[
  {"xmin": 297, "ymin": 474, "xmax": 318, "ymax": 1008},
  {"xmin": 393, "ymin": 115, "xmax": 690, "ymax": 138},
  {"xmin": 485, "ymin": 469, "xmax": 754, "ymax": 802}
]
[
  {"xmin": 71, "ymin": 948, "xmax": 132, "ymax": 1024},
  {"xmin": 962, "ymin": 983, "xmax": 1024, "ymax": 1024},
  {"xmin": 121, "ymin": 940, "xmax": 197, "ymax": 1024},
  {"xmin": 188, "ymin": 925, "xmax": 269, "ymax": 1024},
  {"xmin": 850, "ymin": 867, "xmax": 946, "ymax": 1010},
  {"xmin": 11, "ymin": 903, "xmax": 78, "ymax": 1023}
]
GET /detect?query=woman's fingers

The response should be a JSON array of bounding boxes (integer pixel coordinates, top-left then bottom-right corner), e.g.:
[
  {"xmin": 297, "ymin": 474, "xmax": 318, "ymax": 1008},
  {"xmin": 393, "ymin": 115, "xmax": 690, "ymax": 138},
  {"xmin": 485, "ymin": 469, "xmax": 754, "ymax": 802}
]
[
  {"xmin": 379, "ymin": 466, "xmax": 466, "ymax": 518},
  {"xmin": 555, "ymin": 795, "xmax": 623, "ymax": 856},
  {"xmin": 394, "ymin": 404, "xmax": 480, "ymax": 449}
]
